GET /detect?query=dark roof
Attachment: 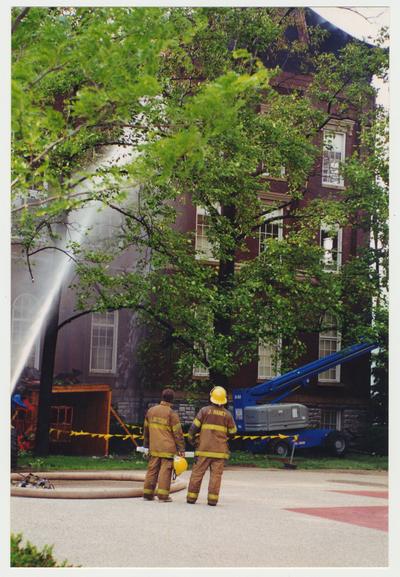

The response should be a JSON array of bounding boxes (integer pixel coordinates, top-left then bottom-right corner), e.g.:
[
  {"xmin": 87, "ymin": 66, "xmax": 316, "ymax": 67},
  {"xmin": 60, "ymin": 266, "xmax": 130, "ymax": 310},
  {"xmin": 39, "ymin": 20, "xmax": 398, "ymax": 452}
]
[
  {"xmin": 260, "ymin": 8, "xmax": 374, "ymax": 73},
  {"xmin": 306, "ymin": 8, "xmax": 374, "ymax": 53}
]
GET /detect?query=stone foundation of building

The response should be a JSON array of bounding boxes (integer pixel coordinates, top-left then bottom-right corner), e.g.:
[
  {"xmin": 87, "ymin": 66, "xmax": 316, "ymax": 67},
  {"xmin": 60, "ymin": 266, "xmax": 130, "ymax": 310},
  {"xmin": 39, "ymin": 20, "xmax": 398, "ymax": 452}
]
[{"xmin": 114, "ymin": 397, "xmax": 370, "ymax": 448}]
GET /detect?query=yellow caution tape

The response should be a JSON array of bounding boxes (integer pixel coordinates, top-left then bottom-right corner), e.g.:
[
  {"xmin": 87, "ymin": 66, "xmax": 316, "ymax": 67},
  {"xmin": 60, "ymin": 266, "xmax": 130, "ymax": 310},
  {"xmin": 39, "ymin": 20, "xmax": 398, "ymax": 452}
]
[{"xmin": 49, "ymin": 428, "xmax": 299, "ymax": 442}]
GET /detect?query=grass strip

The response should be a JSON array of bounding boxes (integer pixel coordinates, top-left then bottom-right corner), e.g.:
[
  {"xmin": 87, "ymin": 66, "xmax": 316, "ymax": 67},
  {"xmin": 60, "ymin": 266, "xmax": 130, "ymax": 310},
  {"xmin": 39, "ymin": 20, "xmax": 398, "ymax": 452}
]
[{"xmin": 16, "ymin": 451, "xmax": 388, "ymax": 472}]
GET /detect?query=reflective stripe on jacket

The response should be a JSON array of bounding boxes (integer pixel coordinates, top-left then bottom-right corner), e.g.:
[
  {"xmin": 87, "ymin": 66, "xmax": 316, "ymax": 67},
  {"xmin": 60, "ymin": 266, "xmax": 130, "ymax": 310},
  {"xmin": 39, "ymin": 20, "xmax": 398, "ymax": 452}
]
[
  {"xmin": 188, "ymin": 404, "xmax": 237, "ymax": 459},
  {"xmin": 143, "ymin": 401, "xmax": 185, "ymax": 458}
]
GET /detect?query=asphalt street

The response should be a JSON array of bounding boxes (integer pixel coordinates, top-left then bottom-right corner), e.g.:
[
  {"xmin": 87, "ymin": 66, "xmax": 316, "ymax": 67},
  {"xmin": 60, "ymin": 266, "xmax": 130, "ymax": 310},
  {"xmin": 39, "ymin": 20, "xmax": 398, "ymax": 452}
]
[{"xmin": 10, "ymin": 467, "xmax": 388, "ymax": 568}]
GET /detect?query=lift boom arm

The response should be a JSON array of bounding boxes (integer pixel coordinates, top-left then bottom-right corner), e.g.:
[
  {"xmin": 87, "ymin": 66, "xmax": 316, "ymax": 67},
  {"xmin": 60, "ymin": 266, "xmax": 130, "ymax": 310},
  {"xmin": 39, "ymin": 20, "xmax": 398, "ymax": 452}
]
[{"xmin": 233, "ymin": 340, "xmax": 378, "ymax": 411}]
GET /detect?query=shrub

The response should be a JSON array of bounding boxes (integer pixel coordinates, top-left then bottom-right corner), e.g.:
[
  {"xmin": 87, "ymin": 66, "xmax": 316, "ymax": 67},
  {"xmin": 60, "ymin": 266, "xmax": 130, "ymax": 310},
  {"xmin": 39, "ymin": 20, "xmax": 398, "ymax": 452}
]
[
  {"xmin": 11, "ymin": 533, "xmax": 73, "ymax": 567},
  {"xmin": 359, "ymin": 425, "xmax": 388, "ymax": 456}
]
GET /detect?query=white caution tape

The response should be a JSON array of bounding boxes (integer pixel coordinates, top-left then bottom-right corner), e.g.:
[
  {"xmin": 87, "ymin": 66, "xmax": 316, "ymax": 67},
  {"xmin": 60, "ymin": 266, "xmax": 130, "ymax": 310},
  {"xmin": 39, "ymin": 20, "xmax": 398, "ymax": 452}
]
[{"xmin": 136, "ymin": 446, "xmax": 195, "ymax": 458}]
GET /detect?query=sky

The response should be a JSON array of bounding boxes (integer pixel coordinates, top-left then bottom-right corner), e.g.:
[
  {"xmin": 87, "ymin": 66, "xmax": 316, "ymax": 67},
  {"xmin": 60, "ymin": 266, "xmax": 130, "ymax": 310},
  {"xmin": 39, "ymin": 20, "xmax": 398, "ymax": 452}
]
[
  {"xmin": 314, "ymin": 7, "xmax": 389, "ymax": 108},
  {"xmin": 315, "ymin": 6, "xmax": 389, "ymax": 41}
]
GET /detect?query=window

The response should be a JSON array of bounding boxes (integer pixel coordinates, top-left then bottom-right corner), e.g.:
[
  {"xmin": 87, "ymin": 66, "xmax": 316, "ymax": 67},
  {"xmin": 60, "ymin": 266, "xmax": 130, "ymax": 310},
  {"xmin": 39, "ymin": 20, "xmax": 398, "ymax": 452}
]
[
  {"xmin": 90, "ymin": 311, "xmax": 118, "ymax": 373},
  {"xmin": 258, "ymin": 340, "xmax": 281, "ymax": 380},
  {"xmin": 193, "ymin": 339, "xmax": 210, "ymax": 377},
  {"xmin": 192, "ymin": 359, "xmax": 209, "ymax": 378},
  {"xmin": 51, "ymin": 406, "xmax": 74, "ymax": 442},
  {"xmin": 259, "ymin": 209, "xmax": 283, "ymax": 254},
  {"xmin": 320, "ymin": 224, "xmax": 342, "ymax": 272},
  {"xmin": 260, "ymin": 162, "xmax": 286, "ymax": 179},
  {"xmin": 195, "ymin": 205, "xmax": 220, "ymax": 261},
  {"xmin": 321, "ymin": 408, "xmax": 342, "ymax": 430},
  {"xmin": 12, "ymin": 294, "xmax": 40, "ymax": 369},
  {"xmin": 192, "ymin": 307, "xmax": 213, "ymax": 377},
  {"xmin": 319, "ymin": 313, "xmax": 341, "ymax": 383},
  {"xmin": 322, "ymin": 130, "xmax": 346, "ymax": 187}
]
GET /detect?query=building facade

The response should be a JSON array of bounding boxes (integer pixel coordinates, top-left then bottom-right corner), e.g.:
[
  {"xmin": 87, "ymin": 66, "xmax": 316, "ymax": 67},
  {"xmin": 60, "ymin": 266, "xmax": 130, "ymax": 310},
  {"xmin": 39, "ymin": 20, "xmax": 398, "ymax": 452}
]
[{"xmin": 11, "ymin": 9, "xmax": 374, "ymax": 444}]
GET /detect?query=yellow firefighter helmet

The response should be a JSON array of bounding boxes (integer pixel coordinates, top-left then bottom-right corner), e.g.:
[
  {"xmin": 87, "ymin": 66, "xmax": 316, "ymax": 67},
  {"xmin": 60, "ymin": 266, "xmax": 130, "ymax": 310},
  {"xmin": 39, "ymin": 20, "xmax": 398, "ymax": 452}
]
[
  {"xmin": 173, "ymin": 455, "xmax": 188, "ymax": 476},
  {"xmin": 210, "ymin": 386, "xmax": 227, "ymax": 406}
]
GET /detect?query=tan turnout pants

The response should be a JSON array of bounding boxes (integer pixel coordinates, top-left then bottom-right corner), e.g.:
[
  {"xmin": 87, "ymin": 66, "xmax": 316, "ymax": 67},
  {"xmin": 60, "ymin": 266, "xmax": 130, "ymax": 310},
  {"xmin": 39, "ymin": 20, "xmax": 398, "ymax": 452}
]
[
  {"xmin": 187, "ymin": 456, "xmax": 225, "ymax": 505},
  {"xmin": 143, "ymin": 456, "xmax": 174, "ymax": 500}
]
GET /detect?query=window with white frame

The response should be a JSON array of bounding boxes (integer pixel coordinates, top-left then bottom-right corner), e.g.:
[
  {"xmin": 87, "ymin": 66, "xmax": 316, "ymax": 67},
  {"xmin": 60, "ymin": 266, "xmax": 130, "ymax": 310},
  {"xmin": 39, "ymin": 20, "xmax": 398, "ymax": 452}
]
[
  {"xmin": 193, "ymin": 358, "xmax": 209, "ymax": 378},
  {"xmin": 90, "ymin": 311, "xmax": 118, "ymax": 373},
  {"xmin": 259, "ymin": 208, "xmax": 283, "ymax": 254},
  {"xmin": 195, "ymin": 205, "xmax": 220, "ymax": 261},
  {"xmin": 192, "ymin": 307, "xmax": 212, "ymax": 377},
  {"xmin": 192, "ymin": 340, "xmax": 210, "ymax": 377},
  {"xmin": 260, "ymin": 162, "xmax": 286, "ymax": 179},
  {"xmin": 320, "ymin": 224, "xmax": 342, "ymax": 272},
  {"xmin": 258, "ymin": 339, "xmax": 281, "ymax": 380},
  {"xmin": 321, "ymin": 408, "xmax": 342, "ymax": 430},
  {"xmin": 322, "ymin": 130, "xmax": 346, "ymax": 187},
  {"xmin": 318, "ymin": 313, "xmax": 341, "ymax": 383},
  {"xmin": 12, "ymin": 294, "xmax": 40, "ymax": 369}
]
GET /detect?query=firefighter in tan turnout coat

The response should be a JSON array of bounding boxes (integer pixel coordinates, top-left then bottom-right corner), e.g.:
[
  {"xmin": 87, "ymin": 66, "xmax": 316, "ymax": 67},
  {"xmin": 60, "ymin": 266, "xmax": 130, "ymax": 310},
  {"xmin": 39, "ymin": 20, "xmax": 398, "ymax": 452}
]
[
  {"xmin": 187, "ymin": 386, "xmax": 237, "ymax": 506},
  {"xmin": 143, "ymin": 388, "xmax": 185, "ymax": 502}
]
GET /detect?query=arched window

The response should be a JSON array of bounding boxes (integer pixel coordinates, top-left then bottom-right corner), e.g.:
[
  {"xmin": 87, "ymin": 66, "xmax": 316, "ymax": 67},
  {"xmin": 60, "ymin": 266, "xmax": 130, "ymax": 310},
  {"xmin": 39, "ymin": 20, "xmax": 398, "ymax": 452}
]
[{"xmin": 12, "ymin": 294, "xmax": 40, "ymax": 369}]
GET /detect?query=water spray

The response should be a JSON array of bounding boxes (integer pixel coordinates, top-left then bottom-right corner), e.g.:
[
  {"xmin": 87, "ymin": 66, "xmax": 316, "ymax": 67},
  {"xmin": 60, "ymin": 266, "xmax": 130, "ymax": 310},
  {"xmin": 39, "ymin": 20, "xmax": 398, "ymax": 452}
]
[{"xmin": 11, "ymin": 140, "xmax": 136, "ymax": 393}]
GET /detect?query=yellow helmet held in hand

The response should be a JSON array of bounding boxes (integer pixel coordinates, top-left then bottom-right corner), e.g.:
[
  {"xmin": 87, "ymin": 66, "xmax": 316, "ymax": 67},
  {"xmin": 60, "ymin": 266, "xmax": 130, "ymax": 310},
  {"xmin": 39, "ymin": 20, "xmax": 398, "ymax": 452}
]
[
  {"xmin": 210, "ymin": 386, "xmax": 227, "ymax": 406},
  {"xmin": 173, "ymin": 455, "xmax": 188, "ymax": 476}
]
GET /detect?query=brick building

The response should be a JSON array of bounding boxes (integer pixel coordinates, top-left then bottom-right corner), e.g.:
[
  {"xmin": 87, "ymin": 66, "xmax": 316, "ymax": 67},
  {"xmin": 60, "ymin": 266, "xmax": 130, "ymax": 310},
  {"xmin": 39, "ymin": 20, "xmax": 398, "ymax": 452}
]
[{"xmin": 11, "ymin": 9, "xmax": 374, "ymax": 442}]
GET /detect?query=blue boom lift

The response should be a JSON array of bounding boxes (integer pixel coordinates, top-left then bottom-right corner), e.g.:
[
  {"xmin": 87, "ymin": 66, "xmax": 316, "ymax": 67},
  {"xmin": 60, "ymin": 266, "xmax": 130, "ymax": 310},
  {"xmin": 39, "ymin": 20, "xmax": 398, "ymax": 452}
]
[{"xmin": 232, "ymin": 341, "xmax": 378, "ymax": 457}]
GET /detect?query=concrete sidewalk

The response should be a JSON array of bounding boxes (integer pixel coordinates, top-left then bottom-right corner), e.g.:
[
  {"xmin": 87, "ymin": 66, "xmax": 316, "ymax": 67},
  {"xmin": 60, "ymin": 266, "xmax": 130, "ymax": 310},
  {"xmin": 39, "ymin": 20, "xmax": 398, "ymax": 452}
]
[{"xmin": 10, "ymin": 467, "xmax": 388, "ymax": 568}]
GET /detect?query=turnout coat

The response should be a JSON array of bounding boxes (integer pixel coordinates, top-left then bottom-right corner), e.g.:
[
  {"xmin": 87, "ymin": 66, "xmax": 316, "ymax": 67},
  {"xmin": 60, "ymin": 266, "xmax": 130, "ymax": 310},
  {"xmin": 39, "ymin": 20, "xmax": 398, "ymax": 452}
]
[{"xmin": 188, "ymin": 404, "xmax": 237, "ymax": 459}]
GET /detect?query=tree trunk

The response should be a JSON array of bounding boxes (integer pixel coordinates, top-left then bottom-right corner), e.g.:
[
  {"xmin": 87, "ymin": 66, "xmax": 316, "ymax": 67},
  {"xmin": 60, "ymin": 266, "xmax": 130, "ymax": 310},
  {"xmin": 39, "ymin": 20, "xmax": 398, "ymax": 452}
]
[
  {"xmin": 209, "ymin": 367, "xmax": 230, "ymax": 388},
  {"xmin": 34, "ymin": 289, "xmax": 62, "ymax": 456},
  {"xmin": 210, "ymin": 204, "xmax": 236, "ymax": 388}
]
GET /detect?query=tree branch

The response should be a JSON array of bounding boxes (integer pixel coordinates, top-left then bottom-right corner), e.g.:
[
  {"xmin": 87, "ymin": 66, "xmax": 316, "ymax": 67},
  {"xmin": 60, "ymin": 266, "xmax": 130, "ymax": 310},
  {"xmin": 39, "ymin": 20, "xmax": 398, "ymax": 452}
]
[
  {"xmin": 278, "ymin": 7, "xmax": 297, "ymax": 25},
  {"xmin": 57, "ymin": 309, "xmax": 94, "ymax": 331},
  {"xmin": 338, "ymin": 7, "xmax": 384, "ymax": 24},
  {"xmin": 106, "ymin": 201, "xmax": 188, "ymax": 264},
  {"xmin": 11, "ymin": 191, "xmax": 90, "ymax": 213},
  {"xmin": 135, "ymin": 303, "xmax": 200, "ymax": 357},
  {"xmin": 28, "ymin": 246, "xmax": 78, "ymax": 264},
  {"xmin": 11, "ymin": 108, "xmax": 120, "ymax": 189},
  {"xmin": 11, "ymin": 125, "xmax": 85, "ymax": 189},
  {"xmin": 25, "ymin": 247, "xmax": 34, "ymax": 283},
  {"xmin": 12, "ymin": 7, "xmax": 30, "ymax": 34},
  {"xmin": 28, "ymin": 64, "xmax": 65, "ymax": 89}
]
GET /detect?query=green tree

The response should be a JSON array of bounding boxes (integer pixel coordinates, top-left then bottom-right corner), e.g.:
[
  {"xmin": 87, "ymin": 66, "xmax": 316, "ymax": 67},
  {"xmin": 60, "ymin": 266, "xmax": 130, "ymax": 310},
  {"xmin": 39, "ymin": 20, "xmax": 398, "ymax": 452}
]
[
  {"xmin": 341, "ymin": 105, "xmax": 388, "ymax": 425},
  {"xmin": 11, "ymin": 8, "xmax": 388, "ymax": 429},
  {"xmin": 11, "ymin": 6, "xmax": 203, "ymax": 454},
  {"xmin": 71, "ymin": 9, "xmax": 387, "ymax": 390}
]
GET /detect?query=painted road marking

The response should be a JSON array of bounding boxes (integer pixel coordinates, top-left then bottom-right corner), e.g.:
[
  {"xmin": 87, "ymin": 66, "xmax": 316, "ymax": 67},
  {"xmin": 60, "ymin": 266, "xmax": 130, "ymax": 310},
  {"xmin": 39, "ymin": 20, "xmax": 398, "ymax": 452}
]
[
  {"xmin": 329, "ymin": 490, "xmax": 388, "ymax": 499},
  {"xmin": 286, "ymin": 506, "xmax": 388, "ymax": 532},
  {"xmin": 328, "ymin": 479, "xmax": 387, "ymax": 488}
]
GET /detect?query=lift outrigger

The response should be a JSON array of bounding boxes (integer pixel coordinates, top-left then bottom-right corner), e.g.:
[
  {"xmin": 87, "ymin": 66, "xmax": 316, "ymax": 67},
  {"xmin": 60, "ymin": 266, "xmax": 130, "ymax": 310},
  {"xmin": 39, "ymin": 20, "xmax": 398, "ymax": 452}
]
[{"xmin": 232, "ymin": 341, "xmax": 378, "ymax": 457}]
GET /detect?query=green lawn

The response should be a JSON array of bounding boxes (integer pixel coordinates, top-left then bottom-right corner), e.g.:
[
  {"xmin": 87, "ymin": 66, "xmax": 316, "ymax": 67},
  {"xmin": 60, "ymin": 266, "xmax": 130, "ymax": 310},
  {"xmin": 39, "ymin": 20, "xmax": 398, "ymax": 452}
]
[
  {"xmin": 229, "ymin": 451, "xmax": 388, "ymax": 470},
  {"xmin": 15, "ymin": 451, "xmax": 387, "ymax": 472},
  {"xmin": 16, "ymin": 453, "xmax": 147, "ymax": 471}
]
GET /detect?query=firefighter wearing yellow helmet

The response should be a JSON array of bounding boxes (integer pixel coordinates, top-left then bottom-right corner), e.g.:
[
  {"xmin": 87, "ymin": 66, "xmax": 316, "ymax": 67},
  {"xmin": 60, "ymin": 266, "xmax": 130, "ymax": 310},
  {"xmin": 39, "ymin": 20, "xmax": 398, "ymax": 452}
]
[{"xmin": 186, "ymin": 386, "xmax": 237, "ymax": 506}]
